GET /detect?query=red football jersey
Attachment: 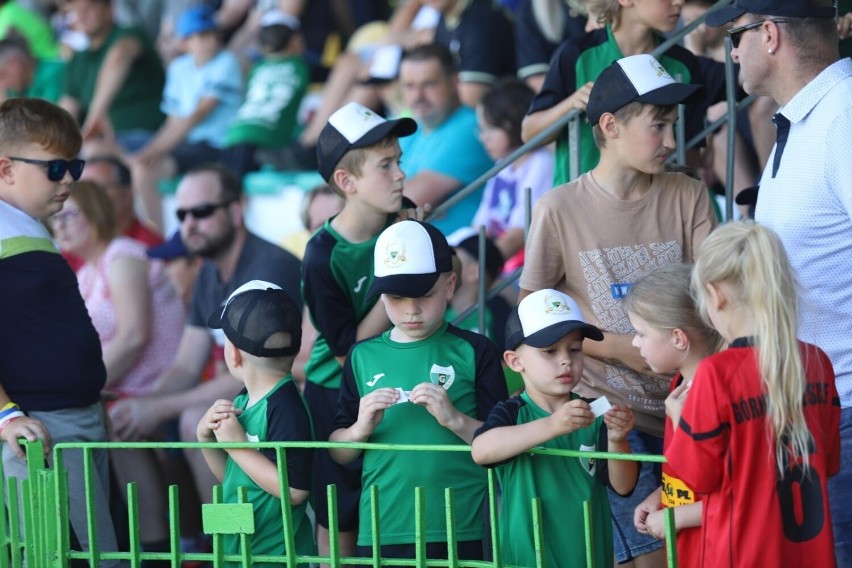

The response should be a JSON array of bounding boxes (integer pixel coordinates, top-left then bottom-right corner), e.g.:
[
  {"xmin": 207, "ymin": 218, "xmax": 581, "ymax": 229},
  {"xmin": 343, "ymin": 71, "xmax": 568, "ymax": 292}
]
[
  {"xmin": 666, "ymin": 340, "xmax": 840, "ymax": 568},
  {"xmin": 662, "ymin": 374, "xmax": 703, "ymax": 568}
]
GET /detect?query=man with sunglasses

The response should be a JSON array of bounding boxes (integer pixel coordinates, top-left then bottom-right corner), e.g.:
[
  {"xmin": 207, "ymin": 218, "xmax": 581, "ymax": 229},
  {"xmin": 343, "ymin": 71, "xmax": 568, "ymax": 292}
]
[
  {"xmin": 108, "ymin": 162, "xmax": 302, "ymax": 513},
  {"xmin": 707, "ymin": 0, "xmax": 852, "ymax": 563},
  {"xmin": 0, "ymin": 98, "xmax": 123, "ymax": 565}
]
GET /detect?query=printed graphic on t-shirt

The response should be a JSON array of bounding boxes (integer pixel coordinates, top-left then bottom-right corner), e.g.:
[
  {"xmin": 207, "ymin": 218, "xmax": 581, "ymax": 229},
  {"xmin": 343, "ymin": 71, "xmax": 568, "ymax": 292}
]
[
  {"xmin": 579, "ymin": 443, "xmax": 598, "ymax": 476},
  {"xmin": 430, "ymin": 364, "xmax": 455, "ymax": 389},
  {"xmin": 579, "ymin": 242, "xmax": 682, "ymax": 399},
  {"xmin": 661, "ymin": 471, "xmax": 695, "ymax": 507}
]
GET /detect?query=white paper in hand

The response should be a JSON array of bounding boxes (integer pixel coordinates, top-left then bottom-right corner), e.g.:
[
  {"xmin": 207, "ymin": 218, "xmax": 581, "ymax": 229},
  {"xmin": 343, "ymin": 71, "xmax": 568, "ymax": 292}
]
[
  {"xmin": 589, "ymin": 396, "xmax": 612, "ymax": 418},
  {"xmin": 394, "ymin": 387, "xmax": 411, "ymax": 404}
]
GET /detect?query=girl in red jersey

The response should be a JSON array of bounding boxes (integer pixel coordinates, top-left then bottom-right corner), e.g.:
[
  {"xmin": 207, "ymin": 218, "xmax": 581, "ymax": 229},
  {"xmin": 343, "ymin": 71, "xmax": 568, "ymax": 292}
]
[
  {"xmin": 625, "ymin": 264, "xmax": 725, "ymax": 566},
  {"xmin": 666, "ymin": 221, "xmax": 841, "ymax": 568}
]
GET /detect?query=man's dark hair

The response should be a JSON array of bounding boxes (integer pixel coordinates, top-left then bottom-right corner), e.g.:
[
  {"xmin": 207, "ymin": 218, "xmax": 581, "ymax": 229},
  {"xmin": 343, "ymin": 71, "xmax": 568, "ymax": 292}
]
[
  {"xmin": 185, "ymin": 162, "xmax": 244, "ymax": 202},
  {"xmin": 480, "ymin": 78, "xmax": 535, "ymax": 148},
  {"xmin": 85, "ymin": 155, "xmax": 132, "ymax": 186},
  {"xmin": 401, "ymin": 43, "xmax": 457, "ymax": 76},
  {"xmin": 259, "ymin": 24, "xmax": 296, "ymax": 54}
]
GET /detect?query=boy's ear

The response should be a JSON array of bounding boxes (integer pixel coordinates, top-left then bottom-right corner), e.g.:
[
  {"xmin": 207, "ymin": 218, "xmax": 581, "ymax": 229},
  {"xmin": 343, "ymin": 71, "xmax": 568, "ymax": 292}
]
[
  {"xmin": 503, "ymin": 349, "xmax": 524, "ymax": 373},
  {"xmin": 0, "ymin": 156, "xmax": 15, "ymax": 184},
  {"xmin": 445, "ymin": 271, "xmax": 457, "ymax": 299},
  {"xmin": 599, "ymin": 112, "xmax": 620, "ymax": 139},
  {"xmin": 331, "ymin": 167, "xmax": 355, "ymax": 196},
  {"xmin": 224, "ymin": 340, "xmax": 243, "ymax": 369}
]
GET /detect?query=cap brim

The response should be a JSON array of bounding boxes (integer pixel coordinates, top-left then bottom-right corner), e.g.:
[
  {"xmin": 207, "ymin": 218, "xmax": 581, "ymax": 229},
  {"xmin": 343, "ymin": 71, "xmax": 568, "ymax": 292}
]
[
  {"xmin": 351, "ymin": 117, "xmax": 417, "ymax": 150},
  {"xmin": 522, "ymin": 321, "xmax": 604, "ymax": 348},
  {"xmin": 366, "ymin": 272, "xmax": 440, "ymax": 300},
  {"xmin": 206, "ymin": 305, "xmax": 226, "ymax": 329},
  {"xmin": 636, "ymin": 82, "xmax": 707, "ymax": 108},
  {"xmin": 734, "ymin": 186, "xmax": 758, "ymax": 205},
  {"xmin": 705, "ymin": 5, "xmax": 746, "ymax": 27}
]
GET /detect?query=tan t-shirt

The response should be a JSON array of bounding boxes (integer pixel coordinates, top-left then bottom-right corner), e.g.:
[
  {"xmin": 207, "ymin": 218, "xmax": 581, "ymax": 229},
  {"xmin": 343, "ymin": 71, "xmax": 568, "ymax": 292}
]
[{"xmin": 520, "ymin": 172, "xmax": 717, "ymax": 436}]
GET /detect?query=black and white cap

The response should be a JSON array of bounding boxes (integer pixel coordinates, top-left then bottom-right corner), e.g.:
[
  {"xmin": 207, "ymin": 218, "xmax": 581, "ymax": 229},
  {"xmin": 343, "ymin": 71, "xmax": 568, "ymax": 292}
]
[
  {"xmin": 259, "ymin": 9, "xmax": 300, "ymax": 30},
  {"xmin": 586, "ymin": 54, "xmax": 706, "ymax": 125},
  {"xmin": 316, "ymin": 102, "xmax": 417, "ymax": 181},
  {"xmin": 505, "ymin": 289, "xmax": 603, "ymax": 350},
  {"xmin": 207, "ymin": 280, "xmax": 302, "ymax": 357},
  {"xmin": 367, "ymin": 220, "xmax": 454, "ymax": 299}
]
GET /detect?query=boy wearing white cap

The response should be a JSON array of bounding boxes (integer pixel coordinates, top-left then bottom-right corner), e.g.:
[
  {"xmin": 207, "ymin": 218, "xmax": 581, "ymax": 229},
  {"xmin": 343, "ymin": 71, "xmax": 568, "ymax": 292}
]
[
  {"xmin": 472, "ymin": 289, "xmax": 637, "ymax": 567},
  {"xmin": 329, "ymin": 220, "xmax": 508, "ymax": 563},
  {"xmin": 520, "ymin": 54, "xmax": 718, "ymax": 563},
  {"xmin": 198, "ymin": 280, "xmax": 314, "ymax": 563},
  {"xmin": 301, "ymin": 101, "xmax": 417, "ymax": 555}
]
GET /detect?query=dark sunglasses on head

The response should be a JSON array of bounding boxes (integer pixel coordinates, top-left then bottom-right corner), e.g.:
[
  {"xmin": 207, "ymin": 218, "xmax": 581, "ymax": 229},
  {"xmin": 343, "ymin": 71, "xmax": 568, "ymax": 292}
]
[
  {"xmin": 727, "ymin": 18, "xmax": 790, "ymax": 48},
  {"xmin": 176, "ymin": 200, "xmax": 236, "ymax": 222},
  {"xmin": 8, "ymin": 157, "xmax": 85, "ymax": 182}
]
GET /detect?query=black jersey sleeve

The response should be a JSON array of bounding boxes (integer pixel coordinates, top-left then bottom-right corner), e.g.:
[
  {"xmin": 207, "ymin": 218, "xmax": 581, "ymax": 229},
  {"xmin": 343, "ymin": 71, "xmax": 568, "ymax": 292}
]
[
  {"xmin": 263, "ymin": 382, "xmax": 314, "ymax": 491},
  {"xmin": 472, "ymin": 396, "xmax": 524, "ymax": 468},
  {"xmin": 332, "ymin": 351, "xmax": 361, "ymax": 431},
  {"xmin": 449, "ymin": 327, "xmax": 509, "ymax": 420},
  {"xmin": 527, "ymin": 38, "xmax": 581, "ymax": 114},
  {"xmin": 301, "ymin": 231, "xmax": 360, "ymax": 357}
]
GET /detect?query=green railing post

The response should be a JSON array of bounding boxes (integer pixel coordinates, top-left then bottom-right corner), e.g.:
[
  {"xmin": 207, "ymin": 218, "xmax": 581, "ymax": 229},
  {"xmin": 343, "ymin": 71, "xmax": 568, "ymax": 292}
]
[
  {"xmin": 415, "ymin": 487, "xmax": 426, "ymax": 568},
  {"xmin": 444, "ymin": 488, "xmax": 458, "ymax": 568},
  {"xmin": 168, "ymin": 485, "xmax": 182, "ymax": 568},
  {"xmin": 486, "ymin": 469, "xmax": 501, "ymax": 568},
  {"xmin": 326, "ymin": 482, "xmax": 341, "ymax": 567},
  {"xmin": 369, "ymin": 485, "xmax": 382, "ymax": 568},
  {"xmin": 6, "ymin": 477, "xmax": 23, "ymax": 568},
  {"xmin": 665, "ymin": 506, "xmax": 679, "ymax": 568},
  {"xmin": 582, "ymin": 500, "xmax": 594, "ymax": 568},
  {"xmin": 275, "ymin": 447, "xmax": 299, "ymax": 568},
  {"xmin": 127, "ymin": 482, "xmax": 142, "ymax": 568},
  {"xmin": 531, "ymin": 498, "xmax": 545, "ymax": 568}
]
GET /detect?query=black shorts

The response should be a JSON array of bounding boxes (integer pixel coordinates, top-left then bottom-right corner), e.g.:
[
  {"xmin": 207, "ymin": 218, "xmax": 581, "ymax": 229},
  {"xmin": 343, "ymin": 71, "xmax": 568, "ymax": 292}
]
[
  {"xmin": 355, "ymin": 540, "xmax": 483, "ymax": 566},
  {"xmin": 303, "ymin": 381, "xmax": 362, "ymax": 531}
]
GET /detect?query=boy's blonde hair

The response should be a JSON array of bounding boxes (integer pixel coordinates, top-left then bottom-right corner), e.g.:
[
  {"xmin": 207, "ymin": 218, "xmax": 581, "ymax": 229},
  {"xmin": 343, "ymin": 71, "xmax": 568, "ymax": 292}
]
[
  {"xmin": 329, "ymin": 136, "xmax": 398, "ymax": 198},
  {"xmin": 0, "ymin": 98, "xmax": 82, "ymax": 157},
  {"xmin": 691, "ymin": 221, "xmax": 814, "ymax": 475},
  {"xmin": 624, "ymin": 263, "xmax": 725, "ymax": 354},
  {"xmin": 591, "ymin": 102, "xmax": 676, "ymax": 149},
  {"xmin": 585, "ymin": 0, "xmax": 620, "ymax": 25}
]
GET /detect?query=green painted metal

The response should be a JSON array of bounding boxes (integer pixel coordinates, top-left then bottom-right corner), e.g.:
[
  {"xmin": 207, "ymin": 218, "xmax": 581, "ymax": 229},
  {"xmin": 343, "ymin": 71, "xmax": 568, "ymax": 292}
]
[
  {"xmin": 327, "ymin": 481, "xmax": 341, "ymax": 567},
  {"xmin": 1, "ymin": 439, "xmax": 681, "ymax": 568},
  {"xmin": 665, "ymin": 506, "xmax": 679, "ymax": 568},
  {"xmin": 583, "ymin": 500, "xmax": 594, "ymax": 568}
]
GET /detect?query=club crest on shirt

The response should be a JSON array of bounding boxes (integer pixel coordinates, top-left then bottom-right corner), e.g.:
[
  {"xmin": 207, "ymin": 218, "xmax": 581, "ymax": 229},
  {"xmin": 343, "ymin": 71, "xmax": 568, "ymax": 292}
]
[
  {"xmin": 430, "ymin": 364, "xmax": 455, "ymax": 389},
  {"xmin": 383, "ymin": 238, "xmax": 407, "ymax": 269},
  {"xmin": 579, "ymin": 443, "xmax": 597, "ymax": 476}
]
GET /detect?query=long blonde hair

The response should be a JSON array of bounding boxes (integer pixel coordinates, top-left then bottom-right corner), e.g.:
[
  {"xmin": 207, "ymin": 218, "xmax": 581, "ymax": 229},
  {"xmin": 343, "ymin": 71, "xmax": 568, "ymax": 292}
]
[
  {"xmin": 691, "ymin": 221, "xmax": 811, "ymax": 474},
  {"xmin": 624, "ymin": 263, "xmax": 724, "ymax": 354}
]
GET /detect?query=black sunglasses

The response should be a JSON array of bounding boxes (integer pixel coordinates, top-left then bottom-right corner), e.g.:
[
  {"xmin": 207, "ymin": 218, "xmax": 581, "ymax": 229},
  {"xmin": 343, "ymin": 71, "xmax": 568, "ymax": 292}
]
[
  {"xmin": 727, "ymin": 18, "xmax": 790, "ymax": 48},
  {"xmin": 8, "ymin": 157, "xmax": 85, "ymax": 182},
  {"xmin": 176, "ymin": 200, "xmax": 236, "ymax": 222}
]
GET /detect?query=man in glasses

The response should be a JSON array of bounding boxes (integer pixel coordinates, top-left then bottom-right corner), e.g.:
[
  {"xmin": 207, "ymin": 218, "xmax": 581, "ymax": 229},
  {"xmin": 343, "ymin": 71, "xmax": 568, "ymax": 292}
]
[
  {"xmin": 108, "ymin": 162, "xmax": 302, "ymax": 516},
  {"xmin": 0, "ymin": 98, "xmax": 122, "ymax": 565},
  {"xmin": 708, "ymin": 0, "xmax": 852, "ymax": 563}
]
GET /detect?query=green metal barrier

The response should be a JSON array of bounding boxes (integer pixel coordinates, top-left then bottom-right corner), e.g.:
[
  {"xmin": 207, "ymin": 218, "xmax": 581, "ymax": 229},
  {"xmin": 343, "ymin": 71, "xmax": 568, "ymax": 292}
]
[{"xmin": 1, "ymin": 440, "xmax": 679, "ymax": 568}]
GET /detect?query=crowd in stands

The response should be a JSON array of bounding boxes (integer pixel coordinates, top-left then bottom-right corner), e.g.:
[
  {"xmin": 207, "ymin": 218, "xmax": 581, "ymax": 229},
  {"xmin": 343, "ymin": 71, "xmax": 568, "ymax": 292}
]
[{"xmin": 1, "ymin": 0, "xmax": 851, "ymax": 566}]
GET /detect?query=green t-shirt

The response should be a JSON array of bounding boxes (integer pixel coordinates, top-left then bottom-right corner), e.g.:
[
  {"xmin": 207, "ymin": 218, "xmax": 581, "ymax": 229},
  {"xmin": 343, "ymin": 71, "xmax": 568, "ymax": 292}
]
[
  {"xmin": 65, "ymin": 25, "xmax": 165, "ymax": 133},
  {"xmin": 545, "ymin": 25, "xmax": 698, "ymax": 185},
  {"xmin": 301, "ymin": 216, "xmax": 394, "ymax": 389},
  {"xmin": 337, "ymin": 322, "xmax": 508, "ymax": 546},
  {"xmin": 0, "ymin": 2, "xmax": 58, "ymax": 60},
  {"xmin": 225, "ymin": 55, "xmax": 309, "ymax": 148},
  {"xmin": 222, "ymin": 376, "xmax": 315, "ymax": 564},
  {"xmin": 23, "ymin": 58, "xmax": 66, "ymax": 103},
  {"xmin": 475, "ymin": 392, "xmax": 612, "ymax": 567}
]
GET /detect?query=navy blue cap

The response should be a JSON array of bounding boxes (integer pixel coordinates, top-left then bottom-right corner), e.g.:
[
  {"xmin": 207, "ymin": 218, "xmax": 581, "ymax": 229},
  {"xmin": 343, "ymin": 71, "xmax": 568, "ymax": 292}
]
[
  {"xmin": 706, "ymin": 0, "xmax": 836, "ymax": 27},
  {"xmin": 146, "ymin": 231, "xmax": 188, "ymax": 260}
]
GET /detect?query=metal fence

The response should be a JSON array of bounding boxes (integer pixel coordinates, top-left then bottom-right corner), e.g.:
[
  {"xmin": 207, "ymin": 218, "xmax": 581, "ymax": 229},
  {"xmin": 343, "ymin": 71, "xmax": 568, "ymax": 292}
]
[{"xmin": 0, "ymin": 439, "xmax": 679, "ymax": 568}]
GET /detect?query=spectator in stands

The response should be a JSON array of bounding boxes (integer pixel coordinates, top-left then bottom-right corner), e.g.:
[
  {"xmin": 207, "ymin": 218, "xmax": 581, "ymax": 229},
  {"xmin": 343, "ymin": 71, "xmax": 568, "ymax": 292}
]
[
  {"xmin": 473, "ymin": 78, "xmax": 552, "ymax": 274},
  {"xmin": 522, "ymin": 0, "xmax": 709, "ymax": 186},
  {"xmin": 520, "ymin": 54, "xmax": 717, "ymax": 568},
  {"xmin": 0, "ymin": 0, "xmax": 59, "ymax": 60},
  {"xmin": 60, "ymin": 0, "xmax": 166, "ymax": 151},
  {"xmin": 50, "ymin": 180, "xmax": 184, "ymax": 557},
  {"xmin": 428, "ymin": 0, "xmax": 516, "ymax": 107},
  {"xmin": 108, "ymin": 163, "xmax": 302, "ymax": 513},
  {"xmin": 445, "ymin": 227, "xmax": 510, "ymax": 349},
  {"xmin": 147, "ymin": 230, "xmax": 204, "ymax": 307},
  {"xmin": 398, "ymin": 44, "xmax": 493, "ymax": 235},
  {"xmin": 514, "ymin": 0, "xmax": 589, "ymax": 91},
  {"xmin": 0, "ymin": 38, "xmax": 65, "ymax": 103},
  {"xmin": 222, "ymin": 9, "xmax": 309, "ymax": 178},
  {"xmin": 128, "ymin": 4, "xmax": 244, "ymax": 232},
  {"xmin": 705, "ymin": 0, "xmax": 852, "ymax": 563}
]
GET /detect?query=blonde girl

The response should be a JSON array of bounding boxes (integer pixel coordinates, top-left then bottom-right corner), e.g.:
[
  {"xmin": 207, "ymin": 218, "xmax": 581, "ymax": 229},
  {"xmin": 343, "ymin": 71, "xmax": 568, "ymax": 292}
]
[
  {"xmin": 666, "ymin": 221, "xmax": 840, "ymax": 567},
  {"xmin": 625, "ymin": 263, "xmax": 723, "ymax": 565}
]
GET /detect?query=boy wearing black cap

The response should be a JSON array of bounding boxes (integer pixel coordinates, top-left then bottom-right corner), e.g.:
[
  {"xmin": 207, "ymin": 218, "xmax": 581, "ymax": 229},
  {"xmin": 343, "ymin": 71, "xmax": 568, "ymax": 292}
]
[
  {"xmin": 472, "ymin": 289, "xmax": 637, "ymax": 567},
  {"xmin": 301, "ymin": 101, "xmax": 417, "ymax": 555},
  {"xmin": 329, "ymin": 220, "xmax": 508, "ymax": 563},
  {"xmin": 520, "ymin": 53, "xmax": 718, "ymax": 563},
  {"xmin": 198, "ymin": 280, "xmax": 315, "ymax": 562}
]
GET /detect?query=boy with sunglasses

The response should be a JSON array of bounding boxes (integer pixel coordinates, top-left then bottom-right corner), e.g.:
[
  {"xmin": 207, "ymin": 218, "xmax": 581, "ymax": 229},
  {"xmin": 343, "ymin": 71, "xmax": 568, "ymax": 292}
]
[{"xmin": 0, "ymin": 97, "xmax": 122, "ymax": 564}]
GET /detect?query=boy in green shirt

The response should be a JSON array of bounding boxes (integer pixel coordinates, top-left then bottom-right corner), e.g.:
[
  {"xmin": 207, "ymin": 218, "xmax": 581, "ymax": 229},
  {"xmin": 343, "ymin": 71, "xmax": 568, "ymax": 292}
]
[
  {"xmin": 330, "ymin": 220, "xmax": 508, "ymax": 563},
  {"xmin": 471, "ymin": 289, "xmax": 638, "ymax": 567},
  {"xmin": 198, "ymin": 280, "xmax": 314, "ymax": 564},
  {"xmin": 302, "ymin": 101, "xmax": 417, "ymax": 558}
]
